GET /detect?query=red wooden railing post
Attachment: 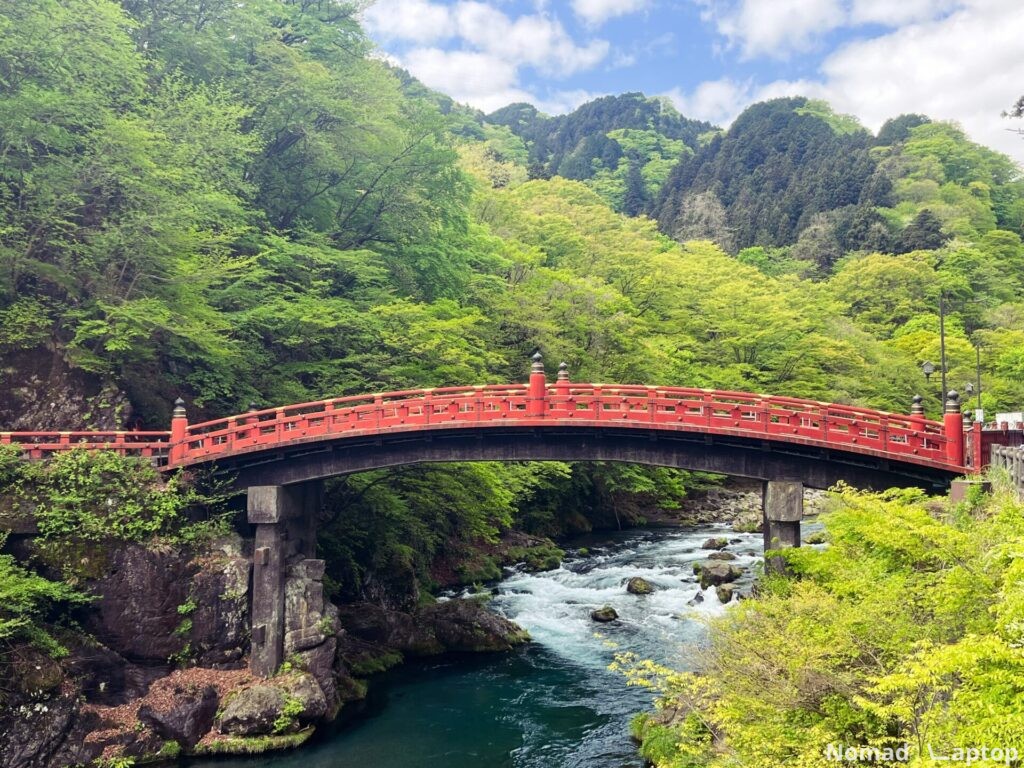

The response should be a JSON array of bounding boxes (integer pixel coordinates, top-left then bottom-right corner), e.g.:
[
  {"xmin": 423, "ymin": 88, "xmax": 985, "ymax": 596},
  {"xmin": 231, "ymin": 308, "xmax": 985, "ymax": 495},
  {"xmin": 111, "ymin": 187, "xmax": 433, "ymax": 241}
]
[
  {"xmin": 169, "ymin": 398, "xmax": 188, "ymax": 465},
  {"xmin": 908, "ymin": 394, "xmax": 925, "ymax": 452},
  {"xmin": 971, "ymin": 419, "xmax": 984, "ymax": 472},
  {"xmin": 527, "ymin": 352, "xmax": 547, "ymax": 417},
  {"xmin": 943, "ymin": 390, "xmax": 965, "ymax": 467}
]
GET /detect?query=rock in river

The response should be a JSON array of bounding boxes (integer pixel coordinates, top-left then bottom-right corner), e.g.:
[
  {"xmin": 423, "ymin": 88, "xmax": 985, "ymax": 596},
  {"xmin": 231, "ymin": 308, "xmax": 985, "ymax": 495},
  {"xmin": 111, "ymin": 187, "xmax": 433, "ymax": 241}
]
[
  {"xmin": 707, "ymin": 551, "xmax": 737, "ymax": 561},
  {"xmin": 696, "ymin": 563, "xmax": 742, "ymax": 589},
  {"xmin": 700, "ymin": 537, "xmax": 729, "ymax": 550},
  {"xmin": 591, "ymin": 606, "xmax": 618, "ymax": 622},
  {"xmin": 626, "ymin": 576, "xmax": 654, "ymax": 595}
]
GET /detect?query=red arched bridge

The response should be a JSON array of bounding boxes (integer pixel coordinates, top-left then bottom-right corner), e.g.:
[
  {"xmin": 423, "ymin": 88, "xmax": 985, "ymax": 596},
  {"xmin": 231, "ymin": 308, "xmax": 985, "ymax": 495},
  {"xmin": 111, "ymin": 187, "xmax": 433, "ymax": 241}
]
[
  {"xmin": 3, "ymin": 354, "xmax": 997, "ymax": 676},
  {"xmin": 3, "ymin": 354, "xmax": 986, "ymax": 487}
]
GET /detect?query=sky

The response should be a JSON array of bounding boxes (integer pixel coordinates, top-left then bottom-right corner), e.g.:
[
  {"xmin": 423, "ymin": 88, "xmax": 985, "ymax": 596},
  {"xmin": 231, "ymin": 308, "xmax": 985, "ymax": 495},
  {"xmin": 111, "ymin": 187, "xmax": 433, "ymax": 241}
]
[{"xmin": 362, "ymin": 0, "xmax": 1024, "ymax": 163}]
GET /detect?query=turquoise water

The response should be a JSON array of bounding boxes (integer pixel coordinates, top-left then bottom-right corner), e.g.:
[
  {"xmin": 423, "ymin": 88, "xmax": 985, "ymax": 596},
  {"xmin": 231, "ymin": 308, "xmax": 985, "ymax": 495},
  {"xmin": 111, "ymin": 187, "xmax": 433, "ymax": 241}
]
[{"xmin": 188, "ymin": 524, "xmax": 765, "ymax": 768}]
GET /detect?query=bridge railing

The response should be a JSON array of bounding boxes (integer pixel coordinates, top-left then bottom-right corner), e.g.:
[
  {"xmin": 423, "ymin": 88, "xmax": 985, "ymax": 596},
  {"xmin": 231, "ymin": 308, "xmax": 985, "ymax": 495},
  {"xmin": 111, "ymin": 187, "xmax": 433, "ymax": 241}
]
[
  {"xmin": 1, "ymin": 361, "xmax": 966, "ymax": 473},
  {"xmin": 169, "ymin": 382, "xmax": 957, "ymax": 470},
  {"xmin": 0, "ymin": 431, "xmax": 170, "ymax": 460},
  {"xmin": 544, "ymin": 385, "xmax": 951, "ymax": 465},
  {"xmin": 991, "ymin": 445, "xmax": 1024, "ymax": 495}
]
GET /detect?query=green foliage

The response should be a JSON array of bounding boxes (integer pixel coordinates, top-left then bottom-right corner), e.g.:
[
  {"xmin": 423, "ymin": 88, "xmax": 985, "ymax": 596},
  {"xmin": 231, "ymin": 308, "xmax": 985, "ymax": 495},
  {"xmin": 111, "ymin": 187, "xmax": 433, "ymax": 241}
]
[
  {"xmin": 619, "ymin": 484, "xmax": 1024, "ymax": 767},
  {"xmin": 0, "ymin": 532, "xmax": 89, "ymax": 658},
  {"xmin": 273, "ymin": 693, "xmax": 305, "ymax": 734},
  {"xmin": 2, "ymin": 0, "xmax": 1024, "ymax": 704},
  {"xmin": 487, "ymin": 94, "xmax": 712, "ymax": 192},
  {"xmin": 794, "ymin": 99, "xmax": 867, "ymax": 136},
  {"xmin": 25, "ymin": 450, "xmax": 201, "ymax": 543},
  {"xmin": 656, "ymin": 98, "xmax": 881, "ymax": 251}
]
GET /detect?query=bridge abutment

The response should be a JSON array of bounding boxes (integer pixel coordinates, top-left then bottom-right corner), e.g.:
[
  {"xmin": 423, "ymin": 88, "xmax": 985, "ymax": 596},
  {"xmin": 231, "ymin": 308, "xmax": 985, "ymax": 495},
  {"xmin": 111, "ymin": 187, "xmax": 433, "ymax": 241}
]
[
  {"xmin": 763, "ymin": 480, "xmax": 803, "ymax": 574},
  {"xmin": 248, "ymin": 482, "xmax": 324, "ymax": 677}
]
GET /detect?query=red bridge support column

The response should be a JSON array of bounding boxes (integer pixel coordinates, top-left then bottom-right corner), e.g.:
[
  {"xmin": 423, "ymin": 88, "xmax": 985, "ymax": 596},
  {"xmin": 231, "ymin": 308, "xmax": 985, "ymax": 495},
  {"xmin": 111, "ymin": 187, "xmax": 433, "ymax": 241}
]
[
  {"xmin": 763, "ymin": 480, "xmax": 802, "ymax": 575},
  {"xmin": 527, "ymin": 352, "xmax": 547, "ymax": 417},
  {"xmin": 944, "ymin": 390, "xmax": 964, "ymax": 468}
]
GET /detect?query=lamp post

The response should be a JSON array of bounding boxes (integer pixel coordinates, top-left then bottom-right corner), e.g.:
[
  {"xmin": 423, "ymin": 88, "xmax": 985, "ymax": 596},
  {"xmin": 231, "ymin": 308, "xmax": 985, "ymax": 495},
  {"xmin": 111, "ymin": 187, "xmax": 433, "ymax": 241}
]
[
  {"xmin": 938, "ymin": 292, "xmax": 948, "ymax": 403},
  {"xmin": 973, "ymin": 342, "xmax": 982, "ymax": 413}
]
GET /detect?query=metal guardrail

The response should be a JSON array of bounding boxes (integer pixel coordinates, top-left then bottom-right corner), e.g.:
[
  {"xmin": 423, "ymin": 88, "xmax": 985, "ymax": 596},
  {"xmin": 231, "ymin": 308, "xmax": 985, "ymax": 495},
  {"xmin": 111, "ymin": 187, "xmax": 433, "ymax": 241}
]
[{"xmin": 991, "ymin": 445, "xmax": 1024, "ymax": 495}]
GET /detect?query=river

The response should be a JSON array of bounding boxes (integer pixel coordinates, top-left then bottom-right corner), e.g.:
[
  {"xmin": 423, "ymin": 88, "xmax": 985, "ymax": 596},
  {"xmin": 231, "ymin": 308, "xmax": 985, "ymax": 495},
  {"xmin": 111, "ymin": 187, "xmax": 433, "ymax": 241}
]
[{"xmin": 188, "ymin": 523, "xmax": 765, "ymax": 768}]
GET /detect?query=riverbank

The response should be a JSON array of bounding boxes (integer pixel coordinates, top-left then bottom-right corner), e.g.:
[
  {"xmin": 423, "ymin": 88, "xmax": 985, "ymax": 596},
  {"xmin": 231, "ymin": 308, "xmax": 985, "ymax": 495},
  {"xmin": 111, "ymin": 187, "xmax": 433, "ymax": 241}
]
[
  {"xmin": 184, "ymin": 522, "xmax": 767, "ymax": 768},
  {"xmin": 0, "ymin": 470, "xmax": 810, "ymax": 767}
]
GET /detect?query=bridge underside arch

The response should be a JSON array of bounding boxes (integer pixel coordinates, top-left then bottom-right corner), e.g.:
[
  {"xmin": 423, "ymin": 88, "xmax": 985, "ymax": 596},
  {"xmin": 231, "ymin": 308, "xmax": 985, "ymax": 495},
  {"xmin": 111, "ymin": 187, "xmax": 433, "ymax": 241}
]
[
  {"xmin": 235, "ymin": 426, "xmax": 958, "ymax": 678},
  {"xmin": 215, "ymin": 426, "xmax": 958, "ymax": 491}
]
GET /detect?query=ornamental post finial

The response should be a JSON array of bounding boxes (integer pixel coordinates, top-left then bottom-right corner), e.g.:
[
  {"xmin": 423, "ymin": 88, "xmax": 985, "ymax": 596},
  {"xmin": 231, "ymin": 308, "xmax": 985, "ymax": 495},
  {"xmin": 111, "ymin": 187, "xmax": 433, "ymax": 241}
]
[
  {"xmin": 531, "ymin": 351, "xmax": 544, "ymax": 374},
  {"xmin": 944, "ymin": 390, "xmax": 960, "ymax": 414}
]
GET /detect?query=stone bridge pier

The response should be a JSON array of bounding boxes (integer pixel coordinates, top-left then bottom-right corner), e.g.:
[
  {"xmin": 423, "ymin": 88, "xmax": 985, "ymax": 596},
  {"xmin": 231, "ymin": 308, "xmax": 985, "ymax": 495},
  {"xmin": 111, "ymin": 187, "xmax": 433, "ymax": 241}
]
[
  {"xmin": 762, "ymin": 479, "xmax": 803, "ymax": 573},
  {"xmin": 247, "ymin": 482, "xmax": 327, "ymax": 677}
]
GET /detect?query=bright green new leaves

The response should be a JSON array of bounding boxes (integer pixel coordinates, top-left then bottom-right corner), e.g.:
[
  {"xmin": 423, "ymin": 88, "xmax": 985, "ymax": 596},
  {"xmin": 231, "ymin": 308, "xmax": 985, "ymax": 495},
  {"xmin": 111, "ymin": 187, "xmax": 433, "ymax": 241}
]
[
  {"xmin": 0, "ymin": 535, "xmax": 88, "ymax": 657},
  {"xmin": 620, "ymin": 483, "xmax": 1024, "ymax": 767}
]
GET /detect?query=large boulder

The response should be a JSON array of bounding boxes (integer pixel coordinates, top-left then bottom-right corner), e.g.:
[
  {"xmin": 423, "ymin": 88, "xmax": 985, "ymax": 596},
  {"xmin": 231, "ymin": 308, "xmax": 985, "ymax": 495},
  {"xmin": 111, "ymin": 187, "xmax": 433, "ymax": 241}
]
[
  {"xmin": 336, "ymin": 602, "xmax": 442, "ymax": 656},
  {"xmin": 417, "ymin": 599, "xmax": 529, "ymax": 653},
  {"xmin": 216, "ymin": 673, "xmax": 328, "ymax": 738},
  {"xmin": 279, "ymin": 673, "xmax": 328, "ymax": 722},
  {"xmin": 138, "ymin": 684, "xmax": 219, "ymax": 749},
  {"xmin": 697, "ymin": 563, "xmax": 742, "ymax": 589},
  {"xmin": 0, "ymin": 690, "xmax": 102, "ymax": 768},
  {"xmin": 189, "ymin": 536, "xmax": 250, "ymax": 667},
  {"xmin": 87, "ymin": 538, "xmax": 250, "ymax": 667},
  {"xmin": 626, "ymin": 576, "xmax": 655, "ymax": 595},
  {"xmin": 337, "ymin": 598, "xmax": 529, "ymax": 657},
  {"xmin": 217, "ymin": 685, "xmax": 286, "ymax": 737},
  {"xmin": 591, "ymin": 606, "xmax": 618, "ymax": 622},
  {"xmin": 715, "ymin": 584, "xmax": 736, "ymax": 604},
  {"xmin": 87, "ymin": 544, "xmax": 194, "ymax": 662},
  {"xmin": 700, "ymin": 537, "xmax": 729, "ymax": 551}
]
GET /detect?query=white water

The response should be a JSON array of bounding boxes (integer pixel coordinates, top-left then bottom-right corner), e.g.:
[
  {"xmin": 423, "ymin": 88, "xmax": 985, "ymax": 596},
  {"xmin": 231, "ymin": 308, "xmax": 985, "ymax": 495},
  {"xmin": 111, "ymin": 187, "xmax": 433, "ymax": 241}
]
[
  {"xmin": 490, "ymin": 524, "xmax": 764, "ymax": 672},
  {"xmin": 188, "ymin": 523, "xmax": 779, "ymax": 768}
]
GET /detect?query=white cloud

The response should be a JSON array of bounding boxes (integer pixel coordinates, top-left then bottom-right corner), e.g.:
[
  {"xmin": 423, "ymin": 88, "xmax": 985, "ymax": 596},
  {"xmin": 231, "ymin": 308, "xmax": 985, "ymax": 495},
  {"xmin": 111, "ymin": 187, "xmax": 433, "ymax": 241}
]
[
  {"xmin": 397, "ymin": 50, "xmax": 601, "ymax": 114},
  {"xmin": 710, "ymin": 0, "xmax": 845, "ymax": 58},
  {"xmin": 363, "ymin": 0, "xmax": 611, "ymax": 115},
  {"xmin": 363, "ymin": 0, "xmax": 609, "ymax": 76},
  {"xmin": 695, "ymin": 0, "xmax": 964, "ymax": 59},
  {"xmin": 662, "ymin": 78, "xmax": 753, "ymax": 125},
  {"xmin": 669, "ymin": 0, "xmax": 1024, "ymax": 162},
  {"xmin": 571, "ymin": 0, "xmax": 649, "ymax": 26},
  {"xmin": 363, "ymin": 0, "xmax": 455, "ymax": 44},
  {"xmin": 454, "ymin": 1, "xmax": 609, "ymax": 75},
  {"xmin": 848, "ymin": 0, "xmax": 961, "ymax": 26},
  {"xmin": 818, "ymin": 0, "xmax": 1024, "ymax": 160},
  {"xmin": 534, "ymin": 88, "xmax": 606, "ymax": 115},
  {"xmin": 403, "ymin": 48, "xmax": 524, "ymax": 110}
]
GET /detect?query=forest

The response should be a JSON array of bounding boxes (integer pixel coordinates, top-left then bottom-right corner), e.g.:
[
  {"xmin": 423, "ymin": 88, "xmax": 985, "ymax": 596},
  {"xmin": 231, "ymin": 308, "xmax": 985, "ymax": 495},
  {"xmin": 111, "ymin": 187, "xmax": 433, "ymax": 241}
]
[{"xmin": 2, "ymin": 0, "xmax": 1024, "ymax": 765}]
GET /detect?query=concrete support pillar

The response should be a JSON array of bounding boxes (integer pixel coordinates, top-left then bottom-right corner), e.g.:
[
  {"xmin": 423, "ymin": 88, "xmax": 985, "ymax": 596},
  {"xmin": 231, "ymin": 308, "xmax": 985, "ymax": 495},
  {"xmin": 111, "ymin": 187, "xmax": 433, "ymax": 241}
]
[
  {"xmin": 251, "ymin": 519, "xmax": 286, "ymax": 676},
  {"xmin": 247, "ymin": 482, "xmax": 323, "ymax": 677},
  {"xmin": 763, "ymin": 480, "xmax": 803, "ymax": 575}
]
